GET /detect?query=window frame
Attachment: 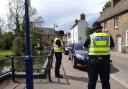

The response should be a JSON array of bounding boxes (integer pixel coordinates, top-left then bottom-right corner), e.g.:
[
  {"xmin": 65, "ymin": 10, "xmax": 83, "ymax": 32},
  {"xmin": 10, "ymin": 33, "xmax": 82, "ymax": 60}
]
[
  {"xmin": 126, "ymin": 29, "xmax": 128, "ymax": 46},
  {"xmin": 104, "ymin": 21, "xmax": 108, "ymax": 31},
  {"xmin": 114, "ymin": 17, "xmax": 119, "ymax": 28}
]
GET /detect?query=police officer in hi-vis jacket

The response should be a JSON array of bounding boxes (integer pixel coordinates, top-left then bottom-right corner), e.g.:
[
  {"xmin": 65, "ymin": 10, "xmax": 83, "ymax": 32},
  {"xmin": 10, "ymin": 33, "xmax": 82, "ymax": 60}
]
[
  {"xmin": 84, "ymin": 21, "xmax": 114, "ymax": 89},
  {"xmin": 53, "ymin": 30, "xmax": 64, "ymax": 78}
]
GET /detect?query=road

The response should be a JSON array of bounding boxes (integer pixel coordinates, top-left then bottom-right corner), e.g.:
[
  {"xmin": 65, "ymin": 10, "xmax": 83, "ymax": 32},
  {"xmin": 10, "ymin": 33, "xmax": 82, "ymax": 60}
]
[
  {"xmin": 36, "ymin": 53, "xmax": 128, "ymax": 89},
  {"xmin": 110, "ymin": 52, "xmax": 128, "ymax": 88}
]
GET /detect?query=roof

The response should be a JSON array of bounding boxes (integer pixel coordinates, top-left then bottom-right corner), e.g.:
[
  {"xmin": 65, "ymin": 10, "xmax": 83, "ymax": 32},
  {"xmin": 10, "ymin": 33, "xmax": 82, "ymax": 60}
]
[
  {"xmin": 37, "ymin": 27, "xmax": 56, "ymax": 35},
  {"xmin": 71, "ymin": 20, "xmax": 80, "ymax": 29},
  {"xmin": 98, "ymin": 0, "xmax": 128, "ymax": 22}
]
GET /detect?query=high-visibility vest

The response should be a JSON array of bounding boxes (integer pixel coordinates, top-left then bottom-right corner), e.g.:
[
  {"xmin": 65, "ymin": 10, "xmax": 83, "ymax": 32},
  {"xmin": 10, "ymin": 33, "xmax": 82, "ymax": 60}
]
[
  {"xmin": 53, "ymin": 38, "xmax": 63, "ymax": 52},
  {"xmin": 89, "ymin": 32, "xmax": 110, "ymax": 55}
]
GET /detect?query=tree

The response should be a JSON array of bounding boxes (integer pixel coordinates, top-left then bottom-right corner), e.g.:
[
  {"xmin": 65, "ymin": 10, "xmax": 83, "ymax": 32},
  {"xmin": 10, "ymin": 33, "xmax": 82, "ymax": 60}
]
[
  {"xmin": 29, "ymin": 7, "xmax": 44, "ymax": 27},
  {"xmin": 7, "ymin": 0, "xmax": 24, "ymax": 36},
  {"xmin": 0, "ymin": 18, "xmax": 5, "ymax": 34},
  {"xmin": 30, "ymin": 23, "xmax": 42, "ymax": 54},
  {"xmin": 7, "ymin": 0, "xmax": 43, "ymax": 56},
  {"xmin": 12, "ymin": 36, "xmax": 25, "ymax": 55},
  {"xmin": 100, "ymin": 1, "xmax": 111, "ymax": 14},
  {"xmin": 7, "ymin": 0, "xmax": 43, "ymax": 36},
  {"xmin": 0, "ymin": 18, "xmax": 5, "ymax": 48}
]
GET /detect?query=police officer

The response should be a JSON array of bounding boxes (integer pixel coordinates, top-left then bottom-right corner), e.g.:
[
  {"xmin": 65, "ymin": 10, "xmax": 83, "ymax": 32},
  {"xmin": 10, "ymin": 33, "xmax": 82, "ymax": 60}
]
[
  {"xmin": 53, "ymin": 30, "xmax": 64, "ymax": 78},
  {"xmin": 84, "ymin": 21, "xmax": 114, "ymax": 89}
]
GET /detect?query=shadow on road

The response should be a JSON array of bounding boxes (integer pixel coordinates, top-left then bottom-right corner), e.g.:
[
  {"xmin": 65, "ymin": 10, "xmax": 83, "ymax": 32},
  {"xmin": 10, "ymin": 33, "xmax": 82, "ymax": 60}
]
[
  {"xmin": 110, "ymin": 64, "xmax": 119, "ymax": 74},
  {"xmin": 75, "ymin": 66, "xmax": 87, "ymax": 72},
  {"xmin": 74, "ymin": 64, "xmax": 119, "ymax": 74},
  {"xmin": 66, "ymin": 75, "xmax": 88, "ymax": 82}
]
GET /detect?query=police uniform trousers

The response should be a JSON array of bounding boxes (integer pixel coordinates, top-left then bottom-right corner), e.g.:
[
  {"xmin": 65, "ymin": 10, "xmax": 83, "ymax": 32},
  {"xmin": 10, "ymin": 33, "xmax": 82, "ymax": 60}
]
[
  {"xmin": 55, "ymin": 52, "xmax": 62, "ymax": 76},
  {"xmin": 87, "ymin": 56, "xmax": 110, "ymax": 89}
]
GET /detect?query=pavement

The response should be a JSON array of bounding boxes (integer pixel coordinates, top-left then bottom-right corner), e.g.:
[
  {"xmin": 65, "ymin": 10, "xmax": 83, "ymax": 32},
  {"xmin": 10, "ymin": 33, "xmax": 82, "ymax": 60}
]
[
  {"xmin": 2, "ymin": 51, "xmax": 128, "ymax": 89},
  {"xmin": 110, "ymin": 51, "xmax": 128, "ymax": 89}
]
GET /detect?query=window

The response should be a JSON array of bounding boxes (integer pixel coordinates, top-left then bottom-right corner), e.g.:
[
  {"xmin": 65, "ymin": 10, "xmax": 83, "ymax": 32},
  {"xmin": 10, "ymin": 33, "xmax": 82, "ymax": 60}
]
[
  {"xmin": 104, "ymin": 21, "xmax": 107, "ymax": 31},
  {"xmin": 126, "ymin": 29, "xmax": 128, "ymax": 46},
  {"xmin": 114, "ymin": 17, "xmax": 119, "ymax": 28},
  {"xmin": 68, "ymin": 33, "xmax": 71, "ymax": 38}
]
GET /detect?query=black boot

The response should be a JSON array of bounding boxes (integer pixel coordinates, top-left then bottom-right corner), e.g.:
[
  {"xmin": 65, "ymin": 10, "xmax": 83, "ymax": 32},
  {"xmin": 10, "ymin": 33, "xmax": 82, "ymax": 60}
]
[{"xmin": 55, "ymin": 74, "xmax": 63, "ymax": 78}]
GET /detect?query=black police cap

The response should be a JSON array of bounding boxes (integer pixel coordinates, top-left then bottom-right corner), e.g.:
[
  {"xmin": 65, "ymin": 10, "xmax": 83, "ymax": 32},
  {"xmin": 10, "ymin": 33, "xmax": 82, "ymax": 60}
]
[
  {"xmin": 58, "ymin": 30, "xmax": 64, "ymax": 36},
  {"xmin": 92, "ymin": 21, "xmax": 103, "ymax": 30}
]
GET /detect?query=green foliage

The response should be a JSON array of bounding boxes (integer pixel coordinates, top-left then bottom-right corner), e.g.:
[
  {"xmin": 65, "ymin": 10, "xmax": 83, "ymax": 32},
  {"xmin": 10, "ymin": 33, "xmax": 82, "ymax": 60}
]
[
  {"xmin": 101, "ymin": 1, "xmax": 111, "ymax": 14},
  {"xmin": 0, "ymin": 49, "xmax": 13, "ymax": 60},
  {"xmin": 0, "ymin": 35, "xmax": 2, "ymax": 49},
  {"xmin": 12, "ymin": 37, "xmax": 25, "ymax": 56},
  {"xmin": 0, "ymin": 32, "xmax": 14, "ymax": 50},
  {"xmin": 30, "ymin": 23, "xmax": 42, "ymax": 54}
]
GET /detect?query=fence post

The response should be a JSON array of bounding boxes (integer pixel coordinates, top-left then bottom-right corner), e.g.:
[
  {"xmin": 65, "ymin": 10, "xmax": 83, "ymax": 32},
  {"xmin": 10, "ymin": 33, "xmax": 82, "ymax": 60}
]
[
  {"xmin": 48, "ymin": 55, "xmax": 52, "ymax": 82},
  {"xmin": 11, "ymin": 56, "xmax": 16, "ymax": 82}
]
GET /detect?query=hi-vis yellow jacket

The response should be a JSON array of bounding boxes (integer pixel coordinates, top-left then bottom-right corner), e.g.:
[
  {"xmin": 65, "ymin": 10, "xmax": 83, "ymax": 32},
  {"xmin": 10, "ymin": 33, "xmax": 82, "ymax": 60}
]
[
  {"xmin": 89, "ymin": 32, "xmax": 110, "ymax": 55},
  {"xmin": 53, "ymin": 38, "xmax": 63, "ymax": 52}
]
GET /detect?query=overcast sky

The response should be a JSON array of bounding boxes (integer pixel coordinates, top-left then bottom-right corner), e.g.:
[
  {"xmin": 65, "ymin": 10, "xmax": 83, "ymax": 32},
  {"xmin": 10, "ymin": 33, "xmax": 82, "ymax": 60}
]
[{"xmin": 0, "ymin": 0, "xmax": 109, "ymax": 32}]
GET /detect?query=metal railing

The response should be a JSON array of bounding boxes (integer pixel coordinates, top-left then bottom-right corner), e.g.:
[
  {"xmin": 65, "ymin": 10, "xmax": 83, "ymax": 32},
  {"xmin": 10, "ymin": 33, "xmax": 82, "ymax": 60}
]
[
  {"xmin": 0, "ymin": 56, "xmax": 15, "ymax": 82},
  {"xmin": 0, "ymin": 49, "xmax": 53, "ymax": 83}
]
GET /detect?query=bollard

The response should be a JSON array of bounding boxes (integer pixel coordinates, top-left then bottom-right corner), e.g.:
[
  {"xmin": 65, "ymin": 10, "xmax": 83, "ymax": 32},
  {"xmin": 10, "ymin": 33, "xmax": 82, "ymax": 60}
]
[{"xmin": 25, "ymin": 56, "xmax": 33, "ymax": 89}]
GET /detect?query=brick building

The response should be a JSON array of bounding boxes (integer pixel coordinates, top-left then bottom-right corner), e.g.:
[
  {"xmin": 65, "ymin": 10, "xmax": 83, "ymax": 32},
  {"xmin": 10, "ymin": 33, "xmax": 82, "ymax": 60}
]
[
  {"xmin": 38, "ymin": 27, "xmax": 56, "ymax": 48},
  {"xmin": 98, "ymin": 0, "xmax": 128, "ymax": 53}
]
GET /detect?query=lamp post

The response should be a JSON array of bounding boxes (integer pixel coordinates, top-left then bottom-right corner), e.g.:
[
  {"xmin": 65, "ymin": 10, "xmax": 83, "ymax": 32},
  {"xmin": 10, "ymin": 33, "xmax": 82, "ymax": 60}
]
[
  {"xmin": 25, "ymin": 0, "xmax": 33, "ymax": 89},
  {"xmin": 54, "ymin": 24, "xmax": 58, "ymax": 38}
]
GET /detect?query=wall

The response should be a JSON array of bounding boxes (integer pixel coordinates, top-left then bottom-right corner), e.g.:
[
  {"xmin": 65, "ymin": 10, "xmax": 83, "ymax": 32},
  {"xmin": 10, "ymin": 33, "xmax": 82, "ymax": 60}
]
[
  {"xmin": 78, "ymin": 20, "xmax": 88, "ymax": 44},
  {"xmin": 101, "ymin": 12, "xmax": 128, "ymax": 53},
  {"xmin": 70, "ymin": 26, "xmax": 78, "ymax": 44}
]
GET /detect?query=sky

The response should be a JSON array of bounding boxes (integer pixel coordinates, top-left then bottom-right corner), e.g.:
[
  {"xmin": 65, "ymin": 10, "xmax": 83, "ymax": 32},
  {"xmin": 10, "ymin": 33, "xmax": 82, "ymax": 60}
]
[{"xmin": 0, "ymin": 0, "xmax": 109, "ymax": 32}]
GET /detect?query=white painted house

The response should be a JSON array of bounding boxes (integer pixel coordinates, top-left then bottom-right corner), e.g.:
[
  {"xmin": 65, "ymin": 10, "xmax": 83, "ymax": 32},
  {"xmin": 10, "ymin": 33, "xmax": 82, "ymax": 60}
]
[
  {"xmin": 70, "ymin": 13, "xmax": 89, "ymax": 44},
  {"xmin": 66, "ymin": 32, "xmax": 71, "ymax": 44}
]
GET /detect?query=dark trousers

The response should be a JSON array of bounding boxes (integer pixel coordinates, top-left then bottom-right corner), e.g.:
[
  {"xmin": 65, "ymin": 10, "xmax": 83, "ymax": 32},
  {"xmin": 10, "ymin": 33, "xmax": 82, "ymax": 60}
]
[
  {"xmin": 87, "ymin": 57, "xmax": 110, "ymax": 89},
  {"xmin": 55, "ymin": 52, "xmax": 62, "ymax": 76}
]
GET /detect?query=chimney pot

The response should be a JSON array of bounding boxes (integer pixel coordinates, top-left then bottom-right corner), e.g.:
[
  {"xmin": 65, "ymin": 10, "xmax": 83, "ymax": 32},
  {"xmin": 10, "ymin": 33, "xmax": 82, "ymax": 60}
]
[{"xmin": 80, "ymin": 13, "xmax": 85, "ymax": 20}]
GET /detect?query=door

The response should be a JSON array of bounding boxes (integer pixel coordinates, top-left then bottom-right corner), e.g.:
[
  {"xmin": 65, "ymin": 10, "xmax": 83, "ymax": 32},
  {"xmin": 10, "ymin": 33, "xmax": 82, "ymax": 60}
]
[{"xmin": 117, "ymin": 36, "xmax": 122, "ymax": 52}]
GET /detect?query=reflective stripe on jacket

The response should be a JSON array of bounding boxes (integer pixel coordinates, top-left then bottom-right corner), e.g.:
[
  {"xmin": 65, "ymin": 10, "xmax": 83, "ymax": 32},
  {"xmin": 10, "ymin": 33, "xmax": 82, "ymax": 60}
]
[
  {"xmin": 53, "ymin": 38, "xmax": 63, "ymax": 52},
  {"xmin": 89, "ymin": 32, "xmax": 110, "ymax": 55}
]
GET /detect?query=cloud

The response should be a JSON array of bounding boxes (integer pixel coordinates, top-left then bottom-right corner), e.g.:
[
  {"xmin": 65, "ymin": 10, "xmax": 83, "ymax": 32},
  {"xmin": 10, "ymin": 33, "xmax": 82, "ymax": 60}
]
[
  {"xmin": 0, "ymin": 0, "xmax": 109, "ymax": 32},
  {"xmin": 0, "ymin": 0, "xmax": 8, "ymax": 17},
  {"xmin": 31, "ymin": 0, "xmax": 109, "ymax": 28},
  {"xmin": 0, "ymin": 0, "xmax": 110, "ymax": 32}
]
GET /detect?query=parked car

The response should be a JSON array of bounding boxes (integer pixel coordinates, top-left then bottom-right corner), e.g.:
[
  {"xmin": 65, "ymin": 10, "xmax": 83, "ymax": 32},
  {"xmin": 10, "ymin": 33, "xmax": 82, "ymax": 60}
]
[
  {"xmin": 68, "ymin": 43, "xmax": 89, "ymax": 68},
  {"xmin": 64, "ymin": 45, "xmax": 69, "ymax": 55}
]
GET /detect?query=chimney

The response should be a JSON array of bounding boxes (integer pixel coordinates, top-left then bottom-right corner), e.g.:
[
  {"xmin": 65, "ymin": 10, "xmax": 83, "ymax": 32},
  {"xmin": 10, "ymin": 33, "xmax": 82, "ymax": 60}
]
[
  {"xmin": 75, "ymin": 19, "xmax": 78, "ymax": 24},
  {"xmin": 80, "ymin": 13, "xmax": 85, "ymax": 20},
  {"xmin": 111, "ymin": 0, "xmax": 120, "ymax": 7}
]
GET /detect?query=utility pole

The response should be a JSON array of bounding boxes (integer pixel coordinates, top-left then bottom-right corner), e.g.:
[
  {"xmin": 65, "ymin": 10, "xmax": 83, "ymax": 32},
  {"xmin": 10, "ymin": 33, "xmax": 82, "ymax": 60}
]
[{"xmin": 25, "ymin": 0, "xmax": 33, "ymax": 89}]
